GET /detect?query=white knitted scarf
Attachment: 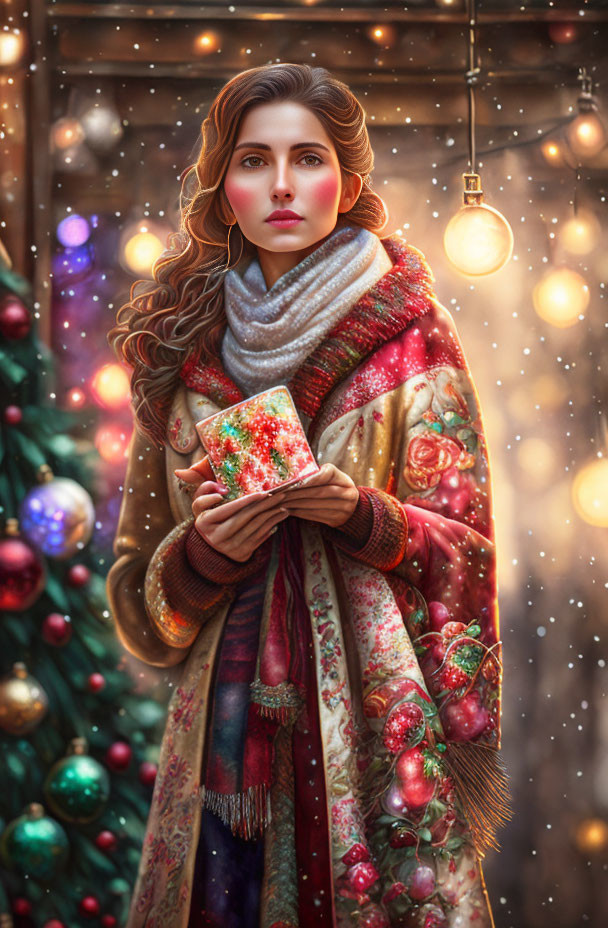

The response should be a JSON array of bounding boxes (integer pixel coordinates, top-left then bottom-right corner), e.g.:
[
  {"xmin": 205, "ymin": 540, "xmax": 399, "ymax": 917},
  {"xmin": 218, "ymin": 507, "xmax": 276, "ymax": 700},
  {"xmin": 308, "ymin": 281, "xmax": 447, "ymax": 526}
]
[{"xmin": 221, "ymin": 222, "xmax": 393, "ymax": 397}]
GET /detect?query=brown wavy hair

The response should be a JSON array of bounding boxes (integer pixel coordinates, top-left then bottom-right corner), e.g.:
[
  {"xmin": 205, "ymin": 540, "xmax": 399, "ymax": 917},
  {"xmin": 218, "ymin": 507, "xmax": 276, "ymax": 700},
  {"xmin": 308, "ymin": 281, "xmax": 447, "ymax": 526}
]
[{"xmin": 108, "ymin": 63, "xmax": 389, "ymax": 449}]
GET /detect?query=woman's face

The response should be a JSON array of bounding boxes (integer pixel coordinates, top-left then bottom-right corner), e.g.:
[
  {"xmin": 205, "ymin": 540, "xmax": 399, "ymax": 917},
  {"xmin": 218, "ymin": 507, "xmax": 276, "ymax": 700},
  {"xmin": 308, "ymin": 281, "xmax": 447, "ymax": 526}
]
[{"xmin": 222, "ymin": 101, "xmax": 361, "ymax": 258}]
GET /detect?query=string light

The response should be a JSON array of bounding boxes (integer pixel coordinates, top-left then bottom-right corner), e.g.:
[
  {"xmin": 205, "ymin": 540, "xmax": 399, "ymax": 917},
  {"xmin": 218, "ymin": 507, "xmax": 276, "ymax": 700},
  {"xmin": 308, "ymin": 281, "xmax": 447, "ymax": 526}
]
[{"xmin": 443, "ymin": 0, "xmax": 513, "ymax": 276}]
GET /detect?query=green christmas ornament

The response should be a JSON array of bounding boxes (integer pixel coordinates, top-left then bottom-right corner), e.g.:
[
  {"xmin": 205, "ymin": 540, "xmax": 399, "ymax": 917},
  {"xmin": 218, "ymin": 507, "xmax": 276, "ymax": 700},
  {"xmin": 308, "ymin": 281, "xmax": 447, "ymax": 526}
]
[
  {"xmin": 0, "ymin": 802, "xmax": 69, "ymax": 882},
  {"xmin": 43, "ymin": 736, "xmax": 110, "ymax": 824}
]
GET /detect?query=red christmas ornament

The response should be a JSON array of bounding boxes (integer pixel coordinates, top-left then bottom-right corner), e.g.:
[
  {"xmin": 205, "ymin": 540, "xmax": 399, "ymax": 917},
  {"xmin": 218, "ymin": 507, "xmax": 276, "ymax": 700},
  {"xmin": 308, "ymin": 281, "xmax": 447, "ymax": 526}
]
[
  {"xmin": 442, "ymin": 690, "xmax": 490, "ymax": 742},
  {"xmin": 43, "ymin": 921, "xmax": 65, "ymax": 928},
  {"xmin": 101, "ymin": 917, "xmax": 118, "ymax": 928},
  {"xmin": 42, "ymin": 612, "xmax": 72, "ymax": 646},
  {"xmin": 88, "ymin": 672, "xmax": 106, "ymax": 693},
  {"xmin": 382, "ymin": 702, "xmax": 426, "ymax": 754},
  {"xmin": 12, "ymin": 897, "xmax": 32, "ymax": 916},
  {"xmin": 139, "ymin": 760, "xmax": 158, "ymax": 787},
  {"xmin": 0, "ymin": 532, "xmax": 45, "ymax": 611},
  {"xmin": 95, "ymin": 830, "xmax": 118, "ymax": 852},
  {"xmin": 105, "ymin": 741, "xmax": 132, "ymax": 772},
  {"xmin": 0, "ymin": 294, "xmax": 32, "ymax": 340},
  {"xmin": 395, "ymin": 746, "xmax": 437, "ymax": 809},
  {"xmin": 67, "ymin": 564, "xmax": 91, "ymax": 587},
  {"xmin": 78, "ymin": 895, "xmax": 100, "ymax": 918},
  {"xmin": 3, "ymin": 405, "xmax": 23, "ymax": 425}
]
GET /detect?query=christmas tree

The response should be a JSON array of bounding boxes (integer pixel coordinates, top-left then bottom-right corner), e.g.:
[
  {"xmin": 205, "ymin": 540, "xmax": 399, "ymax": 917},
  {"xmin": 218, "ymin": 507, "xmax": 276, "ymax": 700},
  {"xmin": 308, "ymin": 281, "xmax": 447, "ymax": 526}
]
[{"xmin": 0, "ymin": 240, "xmax": 167, "ymax": 928}]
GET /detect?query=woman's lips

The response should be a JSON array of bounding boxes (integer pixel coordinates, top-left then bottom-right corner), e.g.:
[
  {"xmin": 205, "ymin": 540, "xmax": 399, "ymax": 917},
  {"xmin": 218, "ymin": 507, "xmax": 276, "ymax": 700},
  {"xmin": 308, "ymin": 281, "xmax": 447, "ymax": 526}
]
[{"xmin": 265, "ymin": 217, "xmax": 303, "ymax": 228}]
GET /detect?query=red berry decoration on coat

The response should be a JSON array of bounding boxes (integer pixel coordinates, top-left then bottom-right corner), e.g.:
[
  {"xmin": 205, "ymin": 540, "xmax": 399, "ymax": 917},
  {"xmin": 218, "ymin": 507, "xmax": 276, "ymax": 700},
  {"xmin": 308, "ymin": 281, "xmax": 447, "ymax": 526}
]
[
  {"xmin": 441, "ymin": 621, "xmax": 467, "ymax": 639},
  {"xmin": 78, "ymin": 895, "xmax": 100, "ymax": 918},
  {"xmin": 42, "ymin": 613, "xmax": 72, "ymax": 646},
  {"xmin": 383, "ymin": 701, "xmax": 426, "ymax": 754},
  {"xmin": 88, "ymin": 672, "xmax": 105, "ymax": 693},
  {"xmin": 139, "ymin": 760, "xmax": 157, "ymax": 786},
  {"xmin": 405, "ymin": 862, "xmax": 436, "ymax": 901},
  {"xmin": 438, "ymin": 663, "xmax": 469, "ymax": 692},
  {"xmin": 420, "ymin": 903, "xmax": 449, "ymax": 928},
  {"xmin": 359, "ymin": 905, "xmax": 389, "ymax": 928},
  {"xmin": 347, "ymin": 861, "xmax": 380, "ymax": 892},
  {"xmin": 67, "ymin": 564, "xmax": 91, "ymax": 587},
  {"xmin": 3, "ymin": 405, "xmax": 22, "ymax": 425},
  {"xmin": 341, "ymin": 842, "xmax": 370, "ymax": 866},
  {"xmin": 382, "ymin": 881, "xmax": 406, "ymax": 904},
  {"xmin": 105, "ymin": 741, "xmax": 132, "ymax": 772},
  {"xmin": 95, "ymin": 830, "xmax": 118, "ymax": 852},
  {"xmin": 442, "ymin": 689, "xmax": 490, "ymax": 741},
  {"xmin": 388, "ymin": 828, "xmax": 417, "ymax": 849},
  {"xmin": 395, "ymin": 746, "xmax": 438, "ymax": 810},
  {"xmin": 428, "ymin": 601, "xmax": 450, "ymax": 632}
]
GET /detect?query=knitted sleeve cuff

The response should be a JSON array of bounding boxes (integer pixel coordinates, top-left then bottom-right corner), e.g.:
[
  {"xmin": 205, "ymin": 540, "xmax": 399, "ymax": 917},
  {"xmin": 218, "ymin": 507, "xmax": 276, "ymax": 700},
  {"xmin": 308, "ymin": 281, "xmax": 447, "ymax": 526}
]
[
  {"xmin": 327, "ymin": 487, "xmax": 408, "ymax": 572},
  {"xmin": 145, "ymin": 520, "xmax": 232, "ymax": 649},
  {"xmin": 185, "ymin": 523, "xmax": 273, "ymax": 584}
]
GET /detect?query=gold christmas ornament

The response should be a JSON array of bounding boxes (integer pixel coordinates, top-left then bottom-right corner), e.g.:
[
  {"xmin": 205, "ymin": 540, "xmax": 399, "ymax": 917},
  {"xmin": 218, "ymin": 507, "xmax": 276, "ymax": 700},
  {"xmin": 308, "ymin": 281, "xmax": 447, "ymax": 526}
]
[
  {"xmin": 0, "ymin": 662, "xmax": 49, "ymax": 735},
  {"xmin": 444, "ymin": 174, "xmax": 513, "ymax": 277}
]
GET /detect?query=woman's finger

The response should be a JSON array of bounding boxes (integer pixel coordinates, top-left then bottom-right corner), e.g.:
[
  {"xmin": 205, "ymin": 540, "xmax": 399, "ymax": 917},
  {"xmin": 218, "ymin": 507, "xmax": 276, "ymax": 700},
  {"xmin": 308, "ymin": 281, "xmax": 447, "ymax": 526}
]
[
  {"xmin": 192, "ymin": 480, "xmax": 228, "ymax": 501},
  {"xmin": 203, "ymin": 488, "xmax": 288, "ymax": 525},
  {"xmin": 192, "ymin": 492, "xmax": 224, "ymax": 515},
  {"xmin": 174, "ymin": 454, "xmax": 215, "ymax": 483},
  {"xmin": 211, "ymin": 501, "xmax": 288, "ymax": 545}
]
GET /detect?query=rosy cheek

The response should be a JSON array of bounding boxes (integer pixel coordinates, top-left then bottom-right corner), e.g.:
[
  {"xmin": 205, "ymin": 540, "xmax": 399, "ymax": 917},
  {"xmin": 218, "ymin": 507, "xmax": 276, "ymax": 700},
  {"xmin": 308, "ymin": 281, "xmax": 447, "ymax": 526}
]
[
  {"xmin": 309, "ymin": 175, "xmax": 341, "ymax": 207},
  {"xmin": 224, "ymin": 178, "xmax": 257, "ymax": 214}
]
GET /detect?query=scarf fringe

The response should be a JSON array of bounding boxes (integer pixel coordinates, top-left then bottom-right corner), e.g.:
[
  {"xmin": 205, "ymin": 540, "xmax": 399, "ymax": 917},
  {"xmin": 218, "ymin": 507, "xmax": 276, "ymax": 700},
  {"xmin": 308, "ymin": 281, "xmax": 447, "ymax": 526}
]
[
  {"xmin": 198, "ymin": 783, "xmax": 271, "ymax": 840},
  {"xmin": 443, "ymin": 741, "xmax": 514, "ymax": 858}
]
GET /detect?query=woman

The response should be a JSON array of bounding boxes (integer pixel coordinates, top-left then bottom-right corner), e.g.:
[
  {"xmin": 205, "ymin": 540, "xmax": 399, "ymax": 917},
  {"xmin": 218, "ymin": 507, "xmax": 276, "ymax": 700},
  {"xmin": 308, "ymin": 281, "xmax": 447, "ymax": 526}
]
[{"xmin": 107, "ymin": 63, "xmax": 510, "ymax": 928}]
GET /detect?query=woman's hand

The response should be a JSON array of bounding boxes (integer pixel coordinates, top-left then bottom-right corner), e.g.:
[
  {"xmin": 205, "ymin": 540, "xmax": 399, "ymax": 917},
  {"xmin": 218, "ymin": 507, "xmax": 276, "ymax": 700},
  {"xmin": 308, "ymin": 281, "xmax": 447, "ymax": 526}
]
[
  {"xmin": 174, "ymin": 456, "xmax": 290, "ymax": 562},
  {"xmin": 281, "ymin": 463, "xmax": 359, "ymax": 527}
]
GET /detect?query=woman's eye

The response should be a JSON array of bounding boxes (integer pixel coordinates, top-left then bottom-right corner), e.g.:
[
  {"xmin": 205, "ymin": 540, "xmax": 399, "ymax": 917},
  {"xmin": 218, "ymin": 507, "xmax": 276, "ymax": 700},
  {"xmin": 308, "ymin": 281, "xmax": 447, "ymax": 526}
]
[
  {"xmin": 241, "ymin": 155, "xmax": 264, "ymax": 169},
  {"xmin": 240, "ymin": 152, "xmax": 323, "ymax": 169}
]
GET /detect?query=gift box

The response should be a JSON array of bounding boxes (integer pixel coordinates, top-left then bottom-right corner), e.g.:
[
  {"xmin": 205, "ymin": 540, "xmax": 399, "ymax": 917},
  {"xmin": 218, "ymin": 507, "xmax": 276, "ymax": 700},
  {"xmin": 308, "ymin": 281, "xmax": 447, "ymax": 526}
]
[{"xmin": 195, "ymin": 386, "xmax": 319, "ymax": 500}]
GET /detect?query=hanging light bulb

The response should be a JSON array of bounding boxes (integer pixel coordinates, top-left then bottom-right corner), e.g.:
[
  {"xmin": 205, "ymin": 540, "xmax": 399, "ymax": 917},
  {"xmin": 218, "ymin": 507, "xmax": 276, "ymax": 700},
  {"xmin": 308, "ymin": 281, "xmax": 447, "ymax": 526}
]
[
  {"xmin": 565, "ymin": 67, "xmax": 605, "ymax": 159},
  {"xmin": 532, "ymin": 266, "xmax": 589, "ymax": 327},
  {"xmin": 444, "ymin": 173, "xmax": 514, "ymax": 276},
  {"xmin": 571, "ymin": 459, "xmax": 608, "ymax": 528},
  {"xmin": 443, "ymin": 0, "xmax": 513, "ymax": 277}
]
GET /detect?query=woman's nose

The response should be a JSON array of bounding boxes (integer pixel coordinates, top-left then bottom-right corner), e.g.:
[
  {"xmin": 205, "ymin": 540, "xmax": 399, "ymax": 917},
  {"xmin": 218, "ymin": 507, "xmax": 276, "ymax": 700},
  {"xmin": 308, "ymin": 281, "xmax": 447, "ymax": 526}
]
[{"xmin": 270, "ymin": 163, "xmax": 295, "ymax": 199}]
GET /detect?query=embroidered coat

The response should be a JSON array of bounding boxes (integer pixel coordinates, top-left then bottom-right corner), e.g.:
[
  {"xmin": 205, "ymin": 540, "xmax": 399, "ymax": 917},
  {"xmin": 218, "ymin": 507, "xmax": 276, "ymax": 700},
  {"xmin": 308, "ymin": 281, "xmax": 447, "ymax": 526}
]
[{"xmin": 106, "ymin": 234, "xmax": 509, "ymax": 928}]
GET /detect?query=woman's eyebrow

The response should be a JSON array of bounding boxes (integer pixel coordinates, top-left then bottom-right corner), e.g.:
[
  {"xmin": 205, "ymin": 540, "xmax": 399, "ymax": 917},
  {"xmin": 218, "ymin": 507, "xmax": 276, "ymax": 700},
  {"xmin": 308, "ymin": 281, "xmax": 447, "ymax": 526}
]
[{"xmin": 233, "ymin": 141, "xmax": 330, "ymax": 153}]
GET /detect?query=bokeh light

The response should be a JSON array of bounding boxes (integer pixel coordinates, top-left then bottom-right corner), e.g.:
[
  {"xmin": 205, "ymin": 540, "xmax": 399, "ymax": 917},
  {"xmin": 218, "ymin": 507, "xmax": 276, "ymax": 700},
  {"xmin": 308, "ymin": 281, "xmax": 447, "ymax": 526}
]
[
  {"xmin": 559, "ymin": 209, "xmax": 601, "ymax": 255},
  {"xmin": 57, "ymin": 215, "xmax": 91, "ymax": 248},
  {"xmin": 51, "ymin": 117, "xmax": 85, "ymax": 152},
  {"xmin": 94, "ymin": 425, "xmax": 131, "ymax": 465},
  {"xmin": 122, "ymin": 227, "xmax": 165, "ymax": 276},
  {"xmin": 571, "ymin": 458, "xmax": 608, "ymax": 527},
  {"xmin": 90, "ymin": 364, "xmax": 131, "ymax": 411},
  {"xmin": 533, "ymin": 266, "xmax": 590, "ymax": 327},
  {"xmin": 566, "ymin": 111, "xmax": 606, "ymax": 159},
  {"xmin": 574, "ymin": 817, "xmax": 608, "ymax": 854},
  {"xmin": 0, "ymin": 29, "xmax": 25, "ymax": 67}
]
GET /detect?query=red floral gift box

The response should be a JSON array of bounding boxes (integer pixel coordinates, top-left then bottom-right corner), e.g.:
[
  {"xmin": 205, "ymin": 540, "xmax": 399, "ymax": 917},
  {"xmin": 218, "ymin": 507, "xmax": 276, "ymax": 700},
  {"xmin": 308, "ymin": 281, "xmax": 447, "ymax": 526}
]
[{"xmin": 195, "ymin": 385, "xmax": 319, "ymax": 501}]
